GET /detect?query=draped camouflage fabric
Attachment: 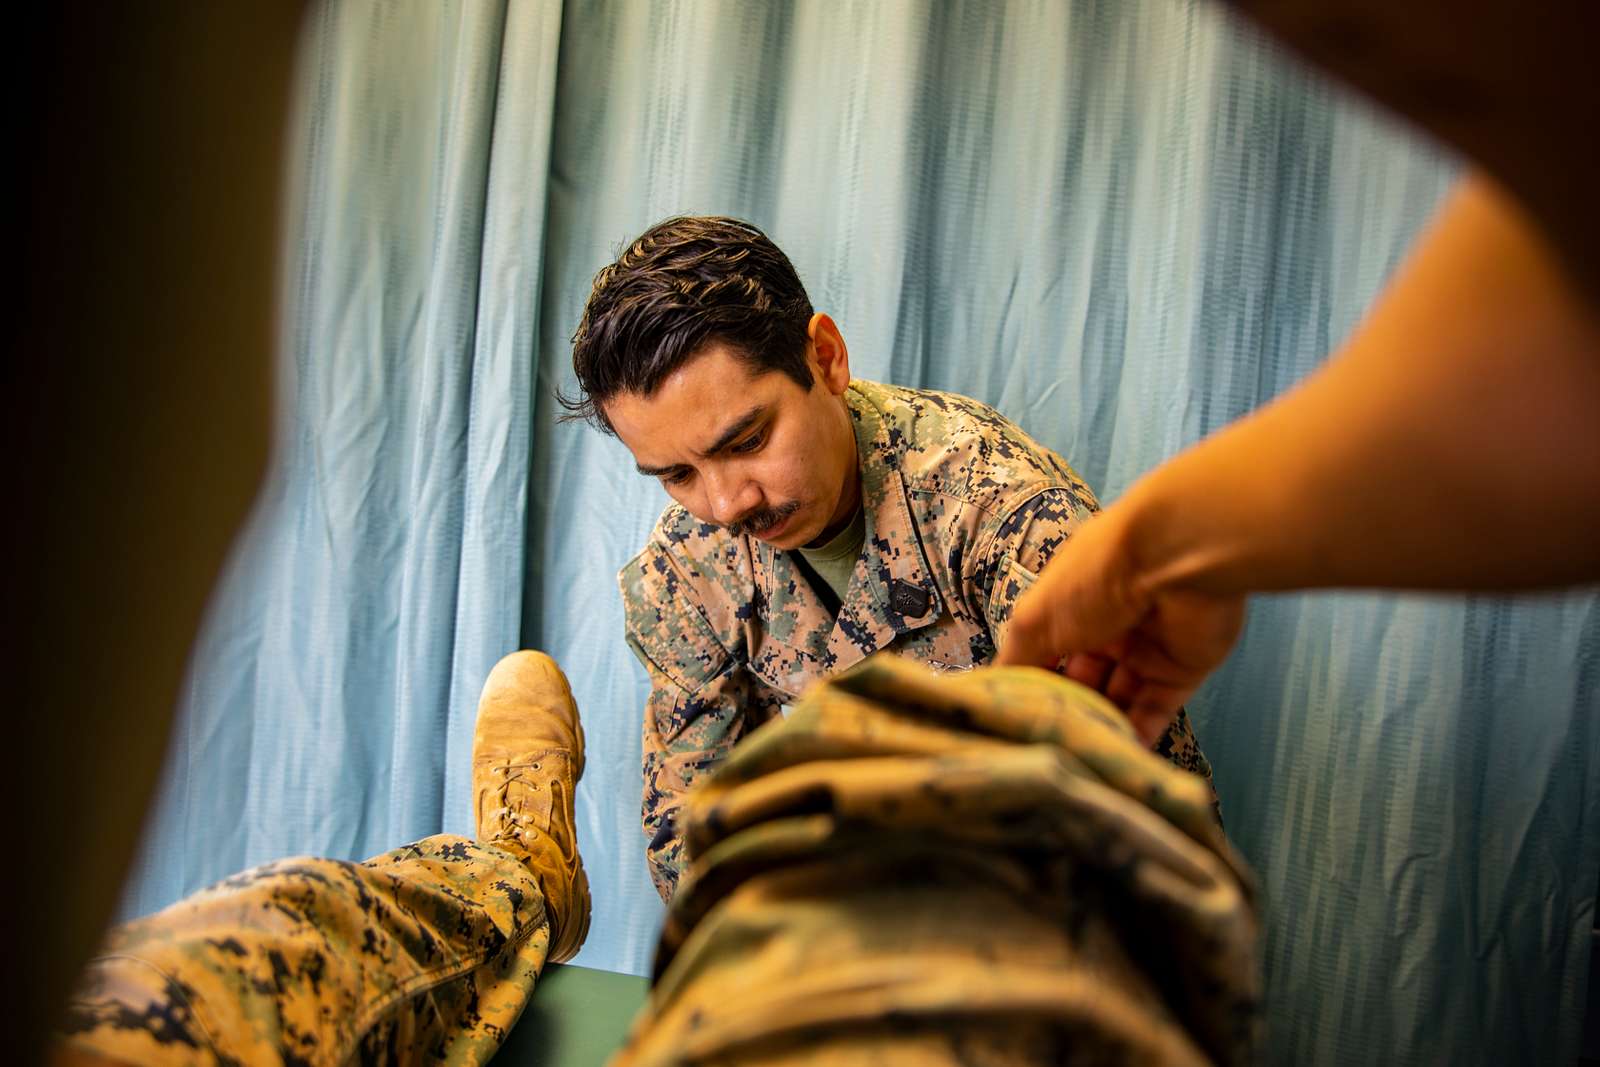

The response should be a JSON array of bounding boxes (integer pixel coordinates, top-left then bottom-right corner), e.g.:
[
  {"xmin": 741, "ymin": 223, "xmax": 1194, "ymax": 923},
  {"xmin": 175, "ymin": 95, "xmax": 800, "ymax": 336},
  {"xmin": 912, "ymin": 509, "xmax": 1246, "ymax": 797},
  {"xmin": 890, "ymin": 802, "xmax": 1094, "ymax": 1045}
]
[
  {"xmin": 621, "ymin": 380, "xmax": 1217, "ymax": 899},
  {"xmin": 611, "ymin": 655, "xmax": 1260, "ymax": 1067},
  {"xmin": 57, "ymin": 837, "xmax": 549, "ymax": 1066}
]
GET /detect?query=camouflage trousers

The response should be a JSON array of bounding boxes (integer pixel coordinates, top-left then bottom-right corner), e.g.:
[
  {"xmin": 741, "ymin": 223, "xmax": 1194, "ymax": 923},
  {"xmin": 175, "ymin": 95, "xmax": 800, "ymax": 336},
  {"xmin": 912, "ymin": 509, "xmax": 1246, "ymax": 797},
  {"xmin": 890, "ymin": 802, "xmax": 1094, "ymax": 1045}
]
[
  {"xmin": 612, "ymin": 656, "xmax": 1261, "ymax": 1067},
  {"xmin": 60, "ymin": 656, "xmax": 1258, "ymax": 1066},
  {"xmin": 57, "ymin": 836, "xmax": 550, "ymax": 1065}
]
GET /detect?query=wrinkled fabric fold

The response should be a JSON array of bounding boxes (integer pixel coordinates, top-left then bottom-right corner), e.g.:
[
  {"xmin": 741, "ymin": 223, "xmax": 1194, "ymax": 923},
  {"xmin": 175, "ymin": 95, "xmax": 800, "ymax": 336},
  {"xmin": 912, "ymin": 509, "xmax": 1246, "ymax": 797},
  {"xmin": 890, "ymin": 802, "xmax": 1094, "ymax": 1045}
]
[{"xmin": 614, "ymin": 655, "xmax": 1260, "ymax": 1067}]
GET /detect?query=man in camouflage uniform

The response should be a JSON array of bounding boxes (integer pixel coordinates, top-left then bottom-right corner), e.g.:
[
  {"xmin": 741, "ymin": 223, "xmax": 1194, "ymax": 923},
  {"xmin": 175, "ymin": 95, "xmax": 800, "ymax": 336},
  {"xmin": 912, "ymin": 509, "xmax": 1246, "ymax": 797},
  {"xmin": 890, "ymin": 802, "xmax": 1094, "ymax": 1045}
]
[
  {"xmin": 51, "ymin": 212, "xmax": 1232, "ymax": 1065},
  {"xmin": 565, "ymin": 215, "xmax": 1216, "ymax": 900}
]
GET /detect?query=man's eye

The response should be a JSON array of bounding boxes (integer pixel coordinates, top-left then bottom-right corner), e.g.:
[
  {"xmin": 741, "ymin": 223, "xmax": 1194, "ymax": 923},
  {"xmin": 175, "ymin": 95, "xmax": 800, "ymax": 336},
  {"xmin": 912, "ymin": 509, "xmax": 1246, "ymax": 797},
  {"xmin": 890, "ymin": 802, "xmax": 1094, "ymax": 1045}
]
[
  {"xmin": 731, "ymin": 432, "xmax": 765, "ymax": 454},
  {"xmin": 661, "ymin": 470, "xmax": 690, "ymax": 486}
]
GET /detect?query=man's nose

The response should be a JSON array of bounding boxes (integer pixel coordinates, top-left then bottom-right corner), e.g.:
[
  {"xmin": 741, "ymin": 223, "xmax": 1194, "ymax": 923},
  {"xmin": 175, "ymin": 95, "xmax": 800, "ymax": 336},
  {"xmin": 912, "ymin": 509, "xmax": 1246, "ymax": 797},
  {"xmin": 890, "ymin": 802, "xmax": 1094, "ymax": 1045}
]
[{"xmin": 706, "ymin": 469, "xmax": 761, "ymax": 527}]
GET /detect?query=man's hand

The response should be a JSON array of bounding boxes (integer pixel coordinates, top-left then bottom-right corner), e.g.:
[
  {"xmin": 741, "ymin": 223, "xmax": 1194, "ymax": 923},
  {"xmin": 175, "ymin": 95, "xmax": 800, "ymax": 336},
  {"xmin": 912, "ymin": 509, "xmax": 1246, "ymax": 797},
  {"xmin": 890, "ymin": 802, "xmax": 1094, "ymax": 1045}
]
[{"xmin": 997, "ymin": 509, "xmax": 1245, "ymax": 745}]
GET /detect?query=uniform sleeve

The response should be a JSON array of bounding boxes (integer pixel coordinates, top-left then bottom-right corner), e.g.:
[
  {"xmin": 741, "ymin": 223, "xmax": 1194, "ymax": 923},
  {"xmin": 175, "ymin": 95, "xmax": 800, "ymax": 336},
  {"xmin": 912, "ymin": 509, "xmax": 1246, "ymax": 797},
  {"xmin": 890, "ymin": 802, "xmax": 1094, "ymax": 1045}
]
[
  {"xmin": 620, "ymin": 537, "xmax": 779, "ymax": 901},
  {"xmin": 968, "ymin": 486, "xmax": 1096, "ymax": 641},
  {"xmin": 632, "ymin": 665, "xmax": 782, "ymax": 901},
  {"xmin": 970, "ymin": 485, "xmax": 1219, "ymax": 809}
]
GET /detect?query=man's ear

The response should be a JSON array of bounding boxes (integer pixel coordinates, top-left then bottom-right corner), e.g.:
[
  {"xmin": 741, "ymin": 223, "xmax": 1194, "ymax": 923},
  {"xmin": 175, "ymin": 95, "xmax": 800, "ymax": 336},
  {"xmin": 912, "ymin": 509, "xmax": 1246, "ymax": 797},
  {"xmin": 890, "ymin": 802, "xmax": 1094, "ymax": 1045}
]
[{"xmin": 807, "ymin": 312, "xmax": 851, "ymax": 395}]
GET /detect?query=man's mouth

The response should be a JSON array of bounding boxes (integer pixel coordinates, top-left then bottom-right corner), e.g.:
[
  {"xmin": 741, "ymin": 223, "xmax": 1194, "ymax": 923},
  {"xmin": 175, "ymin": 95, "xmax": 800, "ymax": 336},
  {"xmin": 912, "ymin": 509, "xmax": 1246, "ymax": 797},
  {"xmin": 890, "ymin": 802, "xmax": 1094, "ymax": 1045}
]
[{"xmin": 730, "ymin": 501, "xmax": 802, "ymax": 540}]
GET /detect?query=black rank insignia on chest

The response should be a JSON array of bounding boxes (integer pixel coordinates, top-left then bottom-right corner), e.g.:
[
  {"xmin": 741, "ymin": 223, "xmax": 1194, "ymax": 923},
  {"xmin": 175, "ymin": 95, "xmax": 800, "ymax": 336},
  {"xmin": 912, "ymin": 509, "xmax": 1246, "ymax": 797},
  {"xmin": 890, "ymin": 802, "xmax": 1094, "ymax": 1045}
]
[{"xmin": 889, "ymin": 578, "xmax": 932, "ymax": 620}]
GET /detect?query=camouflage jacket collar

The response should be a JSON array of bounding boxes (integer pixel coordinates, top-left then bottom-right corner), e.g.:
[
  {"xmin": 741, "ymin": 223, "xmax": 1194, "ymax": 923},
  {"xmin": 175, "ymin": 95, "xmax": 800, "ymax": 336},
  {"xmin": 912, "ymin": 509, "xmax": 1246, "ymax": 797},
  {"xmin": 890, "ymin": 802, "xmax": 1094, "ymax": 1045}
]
[{"xmin": 750, "ymin": 383, "xmax": 945, "ymax": 687}]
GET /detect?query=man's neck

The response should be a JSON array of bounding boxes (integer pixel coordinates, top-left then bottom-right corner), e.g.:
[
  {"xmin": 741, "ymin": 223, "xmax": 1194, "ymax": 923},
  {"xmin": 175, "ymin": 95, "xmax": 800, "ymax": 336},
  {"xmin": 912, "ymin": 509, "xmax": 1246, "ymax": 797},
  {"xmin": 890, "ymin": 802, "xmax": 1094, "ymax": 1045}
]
[{"xmin": 806, "ymin": 471, "xmax": 862, "ymax": 549}]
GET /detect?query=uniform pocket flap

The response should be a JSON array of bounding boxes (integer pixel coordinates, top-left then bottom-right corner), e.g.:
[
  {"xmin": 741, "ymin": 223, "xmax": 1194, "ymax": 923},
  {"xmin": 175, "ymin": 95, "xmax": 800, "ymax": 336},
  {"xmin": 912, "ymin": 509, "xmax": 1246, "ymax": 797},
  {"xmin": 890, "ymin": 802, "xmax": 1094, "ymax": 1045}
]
[
  {"xmin": 986, "ymin": 552, "xmax": 1039, "ymax": 640},
  {"xmin": 622, "ymin": 546, "xmax": 733, "ymax": 694}
]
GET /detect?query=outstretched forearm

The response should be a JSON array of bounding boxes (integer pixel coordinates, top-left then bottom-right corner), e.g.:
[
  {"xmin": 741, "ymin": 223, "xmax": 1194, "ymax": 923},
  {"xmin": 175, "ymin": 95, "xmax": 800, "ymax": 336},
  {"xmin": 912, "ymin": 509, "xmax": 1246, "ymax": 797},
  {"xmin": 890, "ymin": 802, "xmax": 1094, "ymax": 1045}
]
[{"xmin": 1122, "ymin": 174, "xmax": 1600, "ymax": 599}]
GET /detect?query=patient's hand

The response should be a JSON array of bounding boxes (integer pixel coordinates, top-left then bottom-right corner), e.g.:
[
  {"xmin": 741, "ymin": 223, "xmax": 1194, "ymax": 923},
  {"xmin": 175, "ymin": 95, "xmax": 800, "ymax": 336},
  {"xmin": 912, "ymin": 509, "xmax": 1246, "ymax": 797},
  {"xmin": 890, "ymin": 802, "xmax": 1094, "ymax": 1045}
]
[{"xmin": 996, "ymin": 508, "xmax": 1245, "ymax": 745}]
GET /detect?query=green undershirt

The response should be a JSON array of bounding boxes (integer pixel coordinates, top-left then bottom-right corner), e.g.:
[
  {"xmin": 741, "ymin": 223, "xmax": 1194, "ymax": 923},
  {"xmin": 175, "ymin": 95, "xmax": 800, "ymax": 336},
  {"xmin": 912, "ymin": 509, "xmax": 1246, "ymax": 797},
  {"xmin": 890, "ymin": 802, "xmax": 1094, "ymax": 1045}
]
[{"xmin": 798, "ymin": 505, "xmax": 866, "ymax": 608}]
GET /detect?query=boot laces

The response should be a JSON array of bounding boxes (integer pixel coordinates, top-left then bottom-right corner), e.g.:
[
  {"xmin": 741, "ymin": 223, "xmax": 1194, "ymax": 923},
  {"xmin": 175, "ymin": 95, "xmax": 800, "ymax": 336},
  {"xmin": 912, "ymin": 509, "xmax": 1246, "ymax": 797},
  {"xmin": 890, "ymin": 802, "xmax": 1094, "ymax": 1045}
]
[{"xmin": 486, "ymin": 757, "xmax": 575, "ymax": 861}]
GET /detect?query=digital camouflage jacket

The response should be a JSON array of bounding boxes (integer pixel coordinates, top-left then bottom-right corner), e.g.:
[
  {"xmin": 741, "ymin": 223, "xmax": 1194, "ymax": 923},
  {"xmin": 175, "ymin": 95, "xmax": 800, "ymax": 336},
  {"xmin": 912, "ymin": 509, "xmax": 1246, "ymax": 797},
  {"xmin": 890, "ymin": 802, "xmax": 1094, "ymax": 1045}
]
[{"xmin": 620, "ymin": 380, "xmax": 1215, "ymax": 899}]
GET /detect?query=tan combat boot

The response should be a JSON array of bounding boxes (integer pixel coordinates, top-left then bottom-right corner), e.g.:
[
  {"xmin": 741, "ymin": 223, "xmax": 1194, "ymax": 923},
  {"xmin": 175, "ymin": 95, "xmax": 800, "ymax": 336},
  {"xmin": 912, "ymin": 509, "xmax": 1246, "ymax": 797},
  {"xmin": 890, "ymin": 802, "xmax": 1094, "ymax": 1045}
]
[{"xmin": 473, "ymin": 650, "xmax": 592, "ymax": 963}]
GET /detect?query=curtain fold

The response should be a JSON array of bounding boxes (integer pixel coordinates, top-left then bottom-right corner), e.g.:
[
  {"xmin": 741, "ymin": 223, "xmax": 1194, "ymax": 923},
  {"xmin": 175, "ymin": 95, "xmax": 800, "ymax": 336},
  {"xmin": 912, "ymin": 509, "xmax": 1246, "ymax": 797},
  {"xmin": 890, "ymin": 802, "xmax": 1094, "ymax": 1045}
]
[
  {"xmin": 124, "ymin": 0, "xmax": 565, "ymax": 933},
  {"xmin": 123, "ymin": 2, "xmax": 1599, "ymax": 1063}
]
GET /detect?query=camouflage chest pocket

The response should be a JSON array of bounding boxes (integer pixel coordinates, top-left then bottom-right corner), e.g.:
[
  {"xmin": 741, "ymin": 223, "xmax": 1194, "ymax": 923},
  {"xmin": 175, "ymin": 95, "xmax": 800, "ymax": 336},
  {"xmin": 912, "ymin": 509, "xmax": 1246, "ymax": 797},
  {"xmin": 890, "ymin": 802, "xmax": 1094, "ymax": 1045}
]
[
  {"xmin": 985, "ymin": 552, "xmax": 1039, "ymax": 645},
  {"xmin": 626, "ymin": 593, "xmax": 732, "ymax": 695}
]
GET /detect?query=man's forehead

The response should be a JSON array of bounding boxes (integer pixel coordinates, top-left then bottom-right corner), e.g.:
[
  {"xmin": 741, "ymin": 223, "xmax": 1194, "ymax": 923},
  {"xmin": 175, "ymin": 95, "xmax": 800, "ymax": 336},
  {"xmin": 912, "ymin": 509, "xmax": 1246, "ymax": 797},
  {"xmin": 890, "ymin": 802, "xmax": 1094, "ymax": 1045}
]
[{"xmin": 608, "ymin": 348, "xmax": 786, "ymax": 443}]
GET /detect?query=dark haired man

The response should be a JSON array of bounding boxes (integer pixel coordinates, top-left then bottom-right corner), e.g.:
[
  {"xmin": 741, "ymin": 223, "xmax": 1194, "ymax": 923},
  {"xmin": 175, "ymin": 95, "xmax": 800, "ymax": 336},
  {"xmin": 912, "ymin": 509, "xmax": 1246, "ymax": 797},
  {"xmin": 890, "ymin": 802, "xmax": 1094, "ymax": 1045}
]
[{"xmin": 568, "ymin": 216, "xmax": 1217, "ymax": 899}]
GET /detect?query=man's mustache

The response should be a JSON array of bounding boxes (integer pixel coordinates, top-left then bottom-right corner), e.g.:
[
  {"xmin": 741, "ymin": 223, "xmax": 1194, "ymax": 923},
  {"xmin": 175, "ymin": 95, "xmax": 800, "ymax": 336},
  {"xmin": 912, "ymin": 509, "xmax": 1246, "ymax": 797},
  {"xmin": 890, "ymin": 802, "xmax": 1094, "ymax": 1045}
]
[{"xmin": 728, "ymin": 500, "xmax": 802, "ymax": 539}]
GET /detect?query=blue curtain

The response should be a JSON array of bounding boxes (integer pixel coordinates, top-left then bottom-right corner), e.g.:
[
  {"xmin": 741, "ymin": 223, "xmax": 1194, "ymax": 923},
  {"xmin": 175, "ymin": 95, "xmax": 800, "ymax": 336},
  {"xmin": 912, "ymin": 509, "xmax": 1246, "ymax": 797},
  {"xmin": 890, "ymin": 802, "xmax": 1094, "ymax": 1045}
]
[{"xmin": 124, "ymin": 2, "xmax": 1600, "ymax": 1064}]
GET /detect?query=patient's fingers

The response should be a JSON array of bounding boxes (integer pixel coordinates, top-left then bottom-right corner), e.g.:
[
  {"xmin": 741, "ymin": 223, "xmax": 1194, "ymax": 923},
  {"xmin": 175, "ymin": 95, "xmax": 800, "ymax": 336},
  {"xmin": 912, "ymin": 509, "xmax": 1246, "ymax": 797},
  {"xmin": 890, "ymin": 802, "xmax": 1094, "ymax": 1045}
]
[{"xmin": 1063, "ymin": 651, "xmax": 1115, "ymax": 692}]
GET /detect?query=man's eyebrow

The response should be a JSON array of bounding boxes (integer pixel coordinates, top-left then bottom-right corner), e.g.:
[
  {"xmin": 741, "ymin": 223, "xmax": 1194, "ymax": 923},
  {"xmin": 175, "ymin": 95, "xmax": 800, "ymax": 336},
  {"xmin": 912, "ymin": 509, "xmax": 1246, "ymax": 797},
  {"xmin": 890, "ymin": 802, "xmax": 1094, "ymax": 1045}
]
[
  {"xmin": 633, "ymin": 406, "xmax": 767, "ymax": 479},
  {"xmin": 699, "ymin": 406, "xmax": 765, "ymax": 457}
]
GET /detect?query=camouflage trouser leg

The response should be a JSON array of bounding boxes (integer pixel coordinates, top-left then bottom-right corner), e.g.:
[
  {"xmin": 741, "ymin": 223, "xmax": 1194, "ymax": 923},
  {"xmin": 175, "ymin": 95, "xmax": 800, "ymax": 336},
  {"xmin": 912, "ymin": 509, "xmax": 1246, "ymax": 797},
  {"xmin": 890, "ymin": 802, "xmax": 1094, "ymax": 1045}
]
[
  {"xmin": 612, "ymin": 656, "xmax": 1261, "ymax": 1067},
  {"xmin": 57, "ymin": 835, "xmax": 549, "ymax": 1066}
]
